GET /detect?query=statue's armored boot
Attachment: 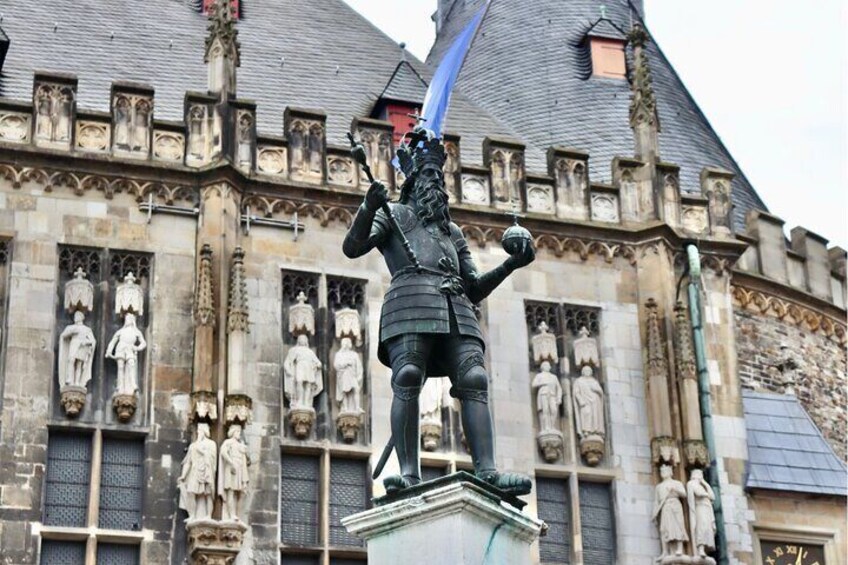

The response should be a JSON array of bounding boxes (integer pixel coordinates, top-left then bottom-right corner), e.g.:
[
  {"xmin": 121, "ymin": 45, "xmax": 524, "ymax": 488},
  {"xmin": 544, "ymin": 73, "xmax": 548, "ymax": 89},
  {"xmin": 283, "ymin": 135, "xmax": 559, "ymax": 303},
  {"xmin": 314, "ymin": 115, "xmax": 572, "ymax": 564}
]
[
  {"xmin": 461, "ymin": 396, "xmax": 532, "ymax": 496},
  {"xmin": 384, "ymin": 382, "xmax": 422, "ymax": 494}
]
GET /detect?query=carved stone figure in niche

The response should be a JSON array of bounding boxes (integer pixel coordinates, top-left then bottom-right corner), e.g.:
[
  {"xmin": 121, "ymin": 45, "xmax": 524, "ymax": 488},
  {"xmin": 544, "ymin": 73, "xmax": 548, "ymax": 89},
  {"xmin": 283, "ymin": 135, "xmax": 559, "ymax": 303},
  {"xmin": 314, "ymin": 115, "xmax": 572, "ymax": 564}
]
[
  {"xmin": 106, "ymin": 313, "xmax": 147, "ymax": 396},
  {"xmin": 573, "ymin": 365, "xmax": 605, "ymax": 466},
  {"xmin": 378, "ymin": 133, "xmax": 393, "ymax": 184},
  {"xmin": 687, "ymin": 469, "xmax": 716, "ymax": 559},
  {"xmin": 284, "ymin": 334, "xmax": 323, "ymax": 409},
  {"xmin": 218, "ymin": 424, "xmax": 250, "ymax": 522},
  {"xmin": 444, "ymin": 141, "xmax": 460, "ymax": 202},
  {"xmin": 419, "ymin": 376, "xmax": 444, "ymax": 451},
  {"xmin": 652, "ymin": 464, "xmax": 688, "ymax": 560},
  {"xmin": 509, "ymin": 152, "xmax": 524, "ymax": 202},
  {"xmin": 114, "ymin": 95, "xmax": 151, "ymax": 153},
  {"xmin": 290, "ymin": 123, "xmax": 306, "ymax": 172},
  {"xmin": 491, "ymin": 150, "xmax": 509, "ymax": 202},
  {"xmin": 35, "ymin": 84, "xmax": 72, "ymax": 144},
  {"xmin": 335, "ymin": 338, "xmax": 363, "ymax": 414},
  {"xmin": 58, "ymin": 269, "xmax": 96, "ymax": 418},
  {"xmin": 189, "ymin": 106, "xmax": 206, "ymax": 160},
  {"xmin": 708, "ymin": 182, "xmax": 731, "ymax": 231},
  {"xmin": 179, "ymin": 423, "xmax": 217, "ymax": 522},
  {"xmin": 533, "ymin": 361, "xmax": 564, "ymax": 463},
  {"xmin": 308, "ymin": 124, "xmax": 323, "ymax": 173},
  {"xmin": 58, "ymin": 311, "xmax": 97, "ymax": 404},
  {"xmin": 236, "ymin": 112, "xmax": 253, "ymax": 168},
  {"xmin": 532, "ymin": 361, "xmax": 562, "ymax": 433}
]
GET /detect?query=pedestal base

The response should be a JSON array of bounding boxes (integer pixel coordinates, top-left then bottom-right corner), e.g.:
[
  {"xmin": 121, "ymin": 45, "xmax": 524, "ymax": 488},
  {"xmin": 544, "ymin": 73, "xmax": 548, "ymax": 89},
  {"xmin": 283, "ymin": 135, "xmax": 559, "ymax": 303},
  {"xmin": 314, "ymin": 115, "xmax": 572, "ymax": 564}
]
[
  {"xmin": 112, "ymin": 393, "xmax": 137, "ymax": 422},
  {"xmin": 288, "ymin": 407, "xmax": 315, "ymax": 439},
  {"xmin": 186, "ymin": 518, "xmax": 247, "ymax": 565},
  {"xmin": 60, "ymin": 385, "xmax": 87, "ymax": 417},
  {"xmin": 656, "ymin": 556, "xmax": 717, "ymax": 565},
  {"xmin": 342, "ymin": 472, "xmax": 543, "ymax": 565}
]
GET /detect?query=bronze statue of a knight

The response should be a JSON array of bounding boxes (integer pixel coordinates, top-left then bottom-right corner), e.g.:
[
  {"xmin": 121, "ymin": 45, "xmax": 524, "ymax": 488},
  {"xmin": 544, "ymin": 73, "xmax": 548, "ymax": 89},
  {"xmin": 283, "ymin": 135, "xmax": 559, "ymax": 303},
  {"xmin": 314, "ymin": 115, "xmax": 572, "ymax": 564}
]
[{"xmin": 343, "ymin": 128, "xmax": 535, "ymax": 495}]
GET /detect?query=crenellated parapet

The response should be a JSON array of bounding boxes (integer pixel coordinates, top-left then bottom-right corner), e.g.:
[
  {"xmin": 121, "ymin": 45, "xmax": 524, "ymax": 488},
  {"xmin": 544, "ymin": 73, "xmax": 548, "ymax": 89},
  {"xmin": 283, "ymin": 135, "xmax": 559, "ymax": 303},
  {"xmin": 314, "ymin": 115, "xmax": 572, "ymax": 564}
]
[
  {"xmin": 0, "ymin": 70, "xmax": 838, "ymax": 291},
  {"xmin": 735, "ymin": 210, "xmax": 846, "ymax": 309}
]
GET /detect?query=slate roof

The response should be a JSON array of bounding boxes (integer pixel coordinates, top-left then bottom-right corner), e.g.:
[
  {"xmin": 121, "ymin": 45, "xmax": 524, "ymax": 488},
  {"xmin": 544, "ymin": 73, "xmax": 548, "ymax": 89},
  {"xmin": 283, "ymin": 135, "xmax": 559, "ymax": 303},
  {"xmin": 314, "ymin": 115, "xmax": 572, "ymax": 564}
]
[
  {"xmin": 742, "ymin": 389, "xmax": 847, "ymax": 497},
  {"xmin": 0, "ymin": 0, "xmax": 516, "ymax": 160},
  {"xmin": 379, "ymin": 61, "xmax": 428, "ymax": 104},
  {"xmin": 427, "ymin": 0, "xmax": 768, "ymax": 229}
]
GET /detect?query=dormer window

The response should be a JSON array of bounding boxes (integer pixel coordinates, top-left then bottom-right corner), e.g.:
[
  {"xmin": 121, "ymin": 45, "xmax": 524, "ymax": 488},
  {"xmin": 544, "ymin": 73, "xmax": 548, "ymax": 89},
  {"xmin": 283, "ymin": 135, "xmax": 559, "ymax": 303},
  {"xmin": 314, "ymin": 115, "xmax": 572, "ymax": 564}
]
[
  {"xmin": 590, "ymin": 37, "xmax": 626, "ymax": 79},
  {"xmin": 584, "ymin": 18, "xmax": 628, "ymax": 80}
]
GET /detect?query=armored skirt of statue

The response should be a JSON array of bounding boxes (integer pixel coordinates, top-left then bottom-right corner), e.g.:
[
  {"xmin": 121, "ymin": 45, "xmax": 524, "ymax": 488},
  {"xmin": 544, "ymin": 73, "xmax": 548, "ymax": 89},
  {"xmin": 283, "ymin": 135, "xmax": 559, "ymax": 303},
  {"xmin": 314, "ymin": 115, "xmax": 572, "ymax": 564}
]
[{"xmin": 372, "ymin": 204, "xmax": 484, "ymax": 375}]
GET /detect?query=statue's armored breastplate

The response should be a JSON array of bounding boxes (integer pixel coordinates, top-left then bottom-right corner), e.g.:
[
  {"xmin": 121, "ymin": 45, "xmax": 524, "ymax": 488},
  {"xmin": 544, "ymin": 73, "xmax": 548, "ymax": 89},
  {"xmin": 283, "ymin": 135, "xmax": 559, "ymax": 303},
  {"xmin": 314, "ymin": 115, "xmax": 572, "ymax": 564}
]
[{"xmin": 383, "ymin": 205, "xmax": 459, "ymax": 274}]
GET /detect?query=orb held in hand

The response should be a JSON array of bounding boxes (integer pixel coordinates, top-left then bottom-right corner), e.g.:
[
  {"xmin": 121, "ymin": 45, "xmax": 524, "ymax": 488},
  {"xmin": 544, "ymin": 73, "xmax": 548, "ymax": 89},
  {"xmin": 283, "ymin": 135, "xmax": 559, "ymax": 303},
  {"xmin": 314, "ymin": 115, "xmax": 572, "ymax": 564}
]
[{"xmin": 502, "ymin": 220, "xmax": 532, "ymax": 255}]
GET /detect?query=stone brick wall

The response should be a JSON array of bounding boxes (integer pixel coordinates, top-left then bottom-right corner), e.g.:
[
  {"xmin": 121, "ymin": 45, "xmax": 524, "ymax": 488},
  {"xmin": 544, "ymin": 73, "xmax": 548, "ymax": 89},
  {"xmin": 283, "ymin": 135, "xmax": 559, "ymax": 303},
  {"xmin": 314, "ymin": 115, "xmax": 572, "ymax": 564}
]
[{"xmin": 735, "ymin": 307, "xmax": 847, "ymax": 460}]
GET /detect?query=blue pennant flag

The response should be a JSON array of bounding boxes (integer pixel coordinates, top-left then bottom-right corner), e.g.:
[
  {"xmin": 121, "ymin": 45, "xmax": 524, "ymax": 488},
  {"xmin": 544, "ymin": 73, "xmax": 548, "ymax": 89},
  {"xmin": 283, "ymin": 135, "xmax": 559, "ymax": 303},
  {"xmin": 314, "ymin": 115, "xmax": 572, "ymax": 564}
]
[{"xmin": 420, "ymin": 2, "xmax": 488, "ymax": 138}]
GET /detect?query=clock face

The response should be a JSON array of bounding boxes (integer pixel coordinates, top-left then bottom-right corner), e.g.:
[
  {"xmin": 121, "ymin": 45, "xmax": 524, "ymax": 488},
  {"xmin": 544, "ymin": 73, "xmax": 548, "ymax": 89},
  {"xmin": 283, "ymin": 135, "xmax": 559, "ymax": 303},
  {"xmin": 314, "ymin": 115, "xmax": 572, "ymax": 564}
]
[{"xmin": 760, "ymin": 541, "xmax": 825, "ymax": 565}]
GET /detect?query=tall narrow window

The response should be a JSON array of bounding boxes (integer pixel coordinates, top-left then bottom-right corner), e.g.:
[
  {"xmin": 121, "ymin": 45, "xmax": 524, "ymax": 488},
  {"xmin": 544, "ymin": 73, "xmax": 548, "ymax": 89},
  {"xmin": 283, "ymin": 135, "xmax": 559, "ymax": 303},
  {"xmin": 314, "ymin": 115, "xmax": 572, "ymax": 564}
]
[
  {"xmin": 44, "ymin": 432, "xmax": 92, "ymax": 527},
  {"xmin": 536, "ymin": 477, "xmax": 572, "ymax": 563},
  {"xmin": 579, "ymin": 481, "xmax": 615, "ymax": 564},
  {"xmin": 280, "ymin": 453, "xmax": 320, "ymax": 547},
  {"xmin": 96, "ymin": 543, "xmax": 141, "ymax": 565},
  {"xmin": 328, "ymin": 458, "xmax": 368, "ymax": 547},
  {"xmin": 98, "ymin": 438, "xmax": 145, "ymax": 531}
]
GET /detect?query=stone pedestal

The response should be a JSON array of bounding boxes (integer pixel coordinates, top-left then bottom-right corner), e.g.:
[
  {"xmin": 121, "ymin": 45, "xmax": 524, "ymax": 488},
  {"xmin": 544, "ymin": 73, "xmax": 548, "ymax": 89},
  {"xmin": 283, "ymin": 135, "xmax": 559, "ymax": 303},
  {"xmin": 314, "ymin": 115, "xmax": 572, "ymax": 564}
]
[
  {"xmin": 537, "ymin": 430, "xmax": 563, "ymax": 462},
  {"xmin": 288, "ymin": 407, "xmax": 315, "ymax": 439},
  {"xmin": 336, "ymin": 410, "xmax": 363, "ymax": 442},
  {"xmin": 59, "ymin": 385, "xmax": 87, "ymax": 417},
  {"xmin": 342, "ymin": 472, "xmax": 544, "ymax": 565},
  {"xmin": 112, "ymin": 393, "xmax": 137, "ymax": 422},
  {"xmin": 186, "ymin": 519, "xmax": 247, "ymax": 565}
]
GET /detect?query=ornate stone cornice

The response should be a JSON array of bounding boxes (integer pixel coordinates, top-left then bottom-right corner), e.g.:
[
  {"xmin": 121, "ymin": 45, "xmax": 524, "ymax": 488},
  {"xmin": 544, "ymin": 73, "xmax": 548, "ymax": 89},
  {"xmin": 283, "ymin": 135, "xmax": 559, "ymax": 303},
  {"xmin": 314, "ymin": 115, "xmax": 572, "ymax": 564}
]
[
  {"xmin": 731, "ymin": 281, "xmax": 846, "ymax": 345},
  {"xmin": 0, "ymin": 162, "xmax": 196, "ymax": 204},
  {"xmin": 241, "ymin": 193, "xmax": 354, "ymax": 228}
]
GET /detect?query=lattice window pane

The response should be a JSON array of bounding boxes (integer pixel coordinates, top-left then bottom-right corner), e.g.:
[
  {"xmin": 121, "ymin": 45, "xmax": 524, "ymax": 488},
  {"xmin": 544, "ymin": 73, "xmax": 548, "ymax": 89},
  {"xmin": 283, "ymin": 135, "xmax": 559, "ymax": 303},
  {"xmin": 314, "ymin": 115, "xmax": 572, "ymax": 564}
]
[
  {"xmin": 281, "ymin": 454, "xmax": 320, "ymax": 546},
  {"xmin": 579, "ymin": 481, "xmax": 615, "ymax": 565},
  {"xmin": 421, "ymin": 465, "xmax": 447, "ymax": 483},
  {"xmin": 282, "ymin": 555, "xmax": 320, "ymax": 565},
  {"xmin": 44, "ymin": 433, "xmax": 92, "ymax": 527},
  {"xmin": 563, "ymin": 306, "xmax": 599, "ymax": 336},
  {"xmin": 327, "ymin": 277, "xmax": 365, "ymax": 309},
  {"xmin": 329, "ymin": 458, "xmax": 368, "ymax": 547},
  {"xmin": 98, "ymin": 438, "xmax": 144, "ymax": 531},
  {"xmin": 330, "ymin": 559, "xmax": 366, "ymax": 565},
  {"xmin": 40, "ymin": 539, "xmax": 86, "ymax": 565},
  {"xmin": 536, "ymin": 477, "xmax": 571, "ymax": 564},
  {"xmin": 96, "ymin": 543, "xmax": 140, "ymax": 565}
]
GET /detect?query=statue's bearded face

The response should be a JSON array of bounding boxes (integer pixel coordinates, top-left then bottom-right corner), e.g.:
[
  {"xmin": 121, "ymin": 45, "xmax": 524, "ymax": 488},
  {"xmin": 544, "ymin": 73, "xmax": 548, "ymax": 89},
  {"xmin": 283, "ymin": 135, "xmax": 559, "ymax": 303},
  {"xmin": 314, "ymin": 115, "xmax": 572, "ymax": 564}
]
[{"xmin": 407, "ymin": 164, "xmax": 450, "ymax": 232}]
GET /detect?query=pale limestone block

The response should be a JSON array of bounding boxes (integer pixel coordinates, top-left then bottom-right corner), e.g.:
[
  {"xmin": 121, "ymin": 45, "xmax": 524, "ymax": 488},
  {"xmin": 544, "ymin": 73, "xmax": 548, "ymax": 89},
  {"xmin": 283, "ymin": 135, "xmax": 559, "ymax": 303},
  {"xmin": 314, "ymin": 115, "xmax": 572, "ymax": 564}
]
[{"xmin": 342, "ymin": 480, "xmax": 543, "ymax": 565}]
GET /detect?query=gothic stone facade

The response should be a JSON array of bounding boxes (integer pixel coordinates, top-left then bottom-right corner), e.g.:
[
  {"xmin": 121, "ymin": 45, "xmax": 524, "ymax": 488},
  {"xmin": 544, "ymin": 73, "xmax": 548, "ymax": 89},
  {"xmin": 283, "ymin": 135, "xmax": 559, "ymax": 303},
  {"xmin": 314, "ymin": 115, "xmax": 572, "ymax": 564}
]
[{"xmin": 0, "ymin": 7, "xmax": 845, "ymax": 565}]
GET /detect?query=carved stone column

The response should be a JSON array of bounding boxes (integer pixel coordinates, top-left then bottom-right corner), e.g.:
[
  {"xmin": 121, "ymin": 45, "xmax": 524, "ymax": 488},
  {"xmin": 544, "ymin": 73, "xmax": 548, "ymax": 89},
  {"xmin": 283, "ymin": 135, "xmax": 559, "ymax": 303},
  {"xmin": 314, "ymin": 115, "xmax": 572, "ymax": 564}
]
[
  {"xmin": 674, "ymin": 302, "xmax": 708, "ymax": 469},
  {"xmin": 191, "ymin": 244, "xmax": 218, "ymax": 424},
  {"xmin": 645, "ymin": 298, "xmax": 678, "ymax": 466}
]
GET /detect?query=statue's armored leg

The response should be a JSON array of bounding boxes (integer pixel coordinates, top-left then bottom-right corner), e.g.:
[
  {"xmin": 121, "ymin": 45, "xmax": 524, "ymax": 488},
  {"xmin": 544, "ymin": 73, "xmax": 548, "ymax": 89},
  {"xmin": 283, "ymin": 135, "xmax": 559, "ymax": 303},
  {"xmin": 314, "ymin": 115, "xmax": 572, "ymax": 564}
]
[
  {"xmin": 384, "ymin": 337, "xmax": 429, "ymax": 493},
  {"xmin": 451, "ymin": 341, "xmax": 532, "ymax": 496}
]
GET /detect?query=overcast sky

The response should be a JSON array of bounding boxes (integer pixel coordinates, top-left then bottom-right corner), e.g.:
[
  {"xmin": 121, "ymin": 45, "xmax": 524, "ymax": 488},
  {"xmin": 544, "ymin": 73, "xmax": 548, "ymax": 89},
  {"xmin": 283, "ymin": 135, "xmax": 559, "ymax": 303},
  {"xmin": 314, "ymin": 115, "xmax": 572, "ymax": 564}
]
[{"xmin": 343, "ymin": 0, "xmax": 847, "ymax": 247}]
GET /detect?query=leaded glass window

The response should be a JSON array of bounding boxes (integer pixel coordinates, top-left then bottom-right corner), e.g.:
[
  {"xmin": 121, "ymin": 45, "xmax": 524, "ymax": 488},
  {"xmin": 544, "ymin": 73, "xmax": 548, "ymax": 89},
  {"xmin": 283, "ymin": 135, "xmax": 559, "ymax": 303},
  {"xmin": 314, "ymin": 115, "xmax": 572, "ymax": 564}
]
[
  {"xmin": 328, "ymin": 458, "xmax": 368, "ymax": 547},
  {"xmin": 579, "ymin": 481, "xmax": 615, "ymax": 565},
  {"xmin": 537, "ymin": 477, "xmax": 572, "ymax": 564},
  {"xmin": 98, "ymin": 438, "xmax": 144, "ymax": 530},
  {"xmin": 44, "ymin": 432, "xmax": 92, "ymax": 527},
  {"xmin": 281, "ymin": 453, "xmax": 320, "ymax": 546}
]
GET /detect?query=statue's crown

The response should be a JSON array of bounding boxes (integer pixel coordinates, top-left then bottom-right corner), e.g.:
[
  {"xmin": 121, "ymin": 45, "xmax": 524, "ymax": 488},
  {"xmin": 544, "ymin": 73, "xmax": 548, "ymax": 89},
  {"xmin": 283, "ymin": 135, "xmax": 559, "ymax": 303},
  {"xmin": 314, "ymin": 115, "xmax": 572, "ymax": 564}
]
[{"xmin": 396, "ymin": 126, "xmax": 446, "ymax": 178}]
